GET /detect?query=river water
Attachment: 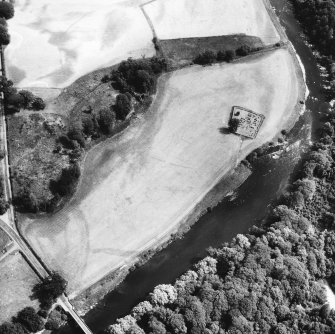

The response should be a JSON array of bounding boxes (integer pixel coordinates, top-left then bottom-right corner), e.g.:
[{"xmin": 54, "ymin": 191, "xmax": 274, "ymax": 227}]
[{"xmin": 59, "ymin": 1, "xmax": 328, "ymax": 333}]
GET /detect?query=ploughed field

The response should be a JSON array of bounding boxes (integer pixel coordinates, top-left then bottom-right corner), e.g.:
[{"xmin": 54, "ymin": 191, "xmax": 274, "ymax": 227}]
[
  {"xmin": 143, "ymin": 0, "xmax": 280, "ymax": 44},
  {"xmin": 6, "ymin": 0, "xmax": 155, "ymax": 88},
  {"xmin": 20, "ymin": 48, "xmax": 302, "ymax": 295},
  {"xmin": 6, "ymin": 0, "xmax": 279, "ymax": 90}
]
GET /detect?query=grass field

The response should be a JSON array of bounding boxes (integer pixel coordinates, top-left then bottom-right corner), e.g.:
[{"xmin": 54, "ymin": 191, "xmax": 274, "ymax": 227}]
[
  {"xmin": 0, "ymin": 252, "xmax": 39, "ymax": 322},
  {"xmin": 6, "ymin": 0, "xmax": 155, "ymax": 88},
  {"xmin": 20, "ymin": 48, "xmax": 304, "ymax": 296},
  {"xmin": 143, "ymin": 0, "xmax": 280, "ymax": 45}
]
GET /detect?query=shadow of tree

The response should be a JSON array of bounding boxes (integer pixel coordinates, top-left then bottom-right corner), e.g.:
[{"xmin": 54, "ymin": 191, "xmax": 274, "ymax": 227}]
[{"xmin": 218, "ymin": 127, "xmax": 231, "ymax": 135}]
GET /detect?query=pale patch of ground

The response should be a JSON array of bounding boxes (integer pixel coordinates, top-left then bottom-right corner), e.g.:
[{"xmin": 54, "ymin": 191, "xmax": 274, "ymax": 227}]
[
  {"xmin": 325, "ymin": 284, "xmax": 335, "ymax": 310},
  {"xmin": 143, "ymin": 0, "xmax": 280, "ymax": 44},
  {"xmin": 20, "ymin": 48, "xmax": 302, "ymax": 296},
  {"xmin": 6, "ymin": 0, "xmax": 155, "ymax": 88},
  {"xmin": 0, "ymin": 252, "xmax": 39, "ymax": 322}
]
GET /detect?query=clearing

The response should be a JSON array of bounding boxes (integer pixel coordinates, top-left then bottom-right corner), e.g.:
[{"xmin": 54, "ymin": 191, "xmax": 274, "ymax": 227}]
[
  {"xmin": 0, "ymin": 251, "xmax": 39, "ymax": 322},
  {"xmin": 20, "ymin": 48, "xmax": 304, "ymax": 295},
  {"xmin": 6, "ymin": 0, "xmax": 155, "ymax": 88},
  {"xmin": 143, "ymin": 0, "xmax": 280, "ymax": 44}
]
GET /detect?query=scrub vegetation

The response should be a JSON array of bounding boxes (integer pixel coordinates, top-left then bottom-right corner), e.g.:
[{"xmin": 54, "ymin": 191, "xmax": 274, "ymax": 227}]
[{"xmin": 8, "ymin": 57, "xmax": 167, "ymax": 214}]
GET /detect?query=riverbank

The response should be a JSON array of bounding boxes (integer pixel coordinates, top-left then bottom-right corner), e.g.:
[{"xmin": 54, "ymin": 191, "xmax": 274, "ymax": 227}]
[
  {"xmin": 55, "ymin": 0, "xmax": 325, "ymax": 331},
  {"xmin": 71, "ymin": 162, "xmax": 252, "ymax": 314},
  {"xmin": 69, "ymin": 0, "xmax": 308, "ymax": 317}
]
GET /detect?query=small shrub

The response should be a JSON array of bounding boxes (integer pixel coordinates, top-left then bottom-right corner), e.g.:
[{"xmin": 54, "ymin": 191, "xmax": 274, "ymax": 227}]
[
  {"xmin": 50, "ymin": 164, "xmax": 81, "ymax": 196},
  {"xmin": 224, "ymin": 50, "xmax": 236, "ymax": 62},
  {"xmin": 0, "ymin": 323, "xmax": 26, "ymax": 334},
  {"xmin": 0, "ymin": 2, "xmax": 14, "ymax": 20},
  {"xmin": 98, "ymin": 108, "xmax": 115, "ymax": 134},
  {"xmin": 82, "ymin": 117, "xmax": 95, "ymax": 136},
  {"xmin": 6, "ymin": 92, "xmax": 25, "ymax": 109},
  {"xmin": 58, "ymin": 135, "xmax": 77, "ymax": 150},
  {"xmin": 13, "ymin": 187, "xmax": 38, "ymax": 213},
  {"xmin": 19, "ymin": 90, "xmax": 35, "ymax": 109},
  {"xmin": 114, "ymin": 94, "xmax": 132, "ymax": 121},
  {"xmin": 32, "ymin": 272, "xmax": 68, "ymax": 308},
  {"xmin": 217, "ymin": 50, "xmax": 227, "ymax": 62},
  {"xmin": 0, "ymin": 198, "xmax": 9, "ymax": 215},
  {"xmin": 0, "ymin": 24, "xmax": 9, "ymax": 45},
  {"xmin": 16, "ymin": 307, "xmax": 44, "ymax": 333},
  {"xmin": 0, "ymin": 149, "xmax": 5, "ymax": 160},
  {"xmin": 236, "ymin": 45, "xmax": 252, "ymax": 57},
  {"xmin": 68, "ymin": 126, "xmax": 85, "ymax": 148},
  {"xmin": 133, "ymin": 69, "xmax": 155, "ymax": 94},
  {"xmin": 194, "ymin": 50, "xmax": 217, "ymax": 65},
  {"xmin": 31, "ymin": 97, "xmax": 46, "ymax": 111}
]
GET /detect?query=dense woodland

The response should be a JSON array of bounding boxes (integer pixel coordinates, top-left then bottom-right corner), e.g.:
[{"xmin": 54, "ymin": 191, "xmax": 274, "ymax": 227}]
[
  {"xmin": 291, "ymin": 0, "xmax": 335, "ymax": 100},
  {"xmin": 105, "ymin": 3, "xmax": 335, "ymax": 332},
  {"xmin": 106, "ymin": 114, "xmax": 335, "ymax": 333}
]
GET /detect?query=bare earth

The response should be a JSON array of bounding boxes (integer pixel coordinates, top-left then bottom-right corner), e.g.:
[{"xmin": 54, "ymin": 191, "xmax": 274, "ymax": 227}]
[
  {"xmin": 21, "ymin": 48, "xmax": 302, "ymax": 296},
  {"xmin": 0, "ymin": 252, "xmax": 39, "ymax": 322}
]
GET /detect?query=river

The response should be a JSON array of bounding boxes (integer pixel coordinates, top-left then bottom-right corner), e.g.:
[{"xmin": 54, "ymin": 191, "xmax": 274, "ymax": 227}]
[{"xmin": 59, "ymin": 0, "xmax": 327, "ymax": 333}]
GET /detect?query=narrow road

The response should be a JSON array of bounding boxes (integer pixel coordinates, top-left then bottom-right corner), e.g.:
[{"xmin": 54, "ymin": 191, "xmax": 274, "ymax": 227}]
[
  {"xmin": 0, "ymin": 218, "xmax": 48, "ymax": 277},
  {"xmin": 0, "ymin": 43, "xmax": 93, "ymax": 334}
]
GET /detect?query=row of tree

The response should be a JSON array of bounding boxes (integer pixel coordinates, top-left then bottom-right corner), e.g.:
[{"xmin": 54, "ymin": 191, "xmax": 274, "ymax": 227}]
[
  {"xmin": 192, "ymin": 43, "xmax": 281, "ymax": 66},
  {"xmin": 0, "ymin": 2, "xmax": 14, "ymax": 45}
]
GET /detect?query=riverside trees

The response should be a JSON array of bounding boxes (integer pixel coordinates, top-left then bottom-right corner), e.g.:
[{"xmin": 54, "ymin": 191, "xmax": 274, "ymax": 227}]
[{"xmin": 107, "ymin": 109, "xmax": 335, "ymax": 334}]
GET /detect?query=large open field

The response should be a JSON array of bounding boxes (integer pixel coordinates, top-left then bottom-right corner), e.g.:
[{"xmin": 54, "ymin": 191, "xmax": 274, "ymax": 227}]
[
  {"xmin": 0, "ymin": 252, "xmax": 39, "ymax": 322},
  {"xmin": 20, "ymin": 48, "xmax": 304, "ymax": 295},
  {"xmin": 6, "ymin": 0, "xmax": 155, "ymax": 88},
  {"xmin": 143, "ymin": 0, "xmax": 280, "ymax": 44}
]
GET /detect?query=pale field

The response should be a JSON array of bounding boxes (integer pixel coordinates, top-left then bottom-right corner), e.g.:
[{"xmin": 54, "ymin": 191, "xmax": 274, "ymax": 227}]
[
  {"xmin": 6, "ymin": 0, "xmax": 155, "ymax": 88},
  {"xmin": 325, "ymin": 284, "xmax": 335, "ymax": 310},
  {"xmin": 143, "ymin": 0, "xmax": 280, "ymax": 44},
  {"xmin": 20, "ymin": 49, "xmax": 302, "ymax": 296},
  {"xmin": 0, "ymin": 252, "xmax": 39, "ymax": 322}
]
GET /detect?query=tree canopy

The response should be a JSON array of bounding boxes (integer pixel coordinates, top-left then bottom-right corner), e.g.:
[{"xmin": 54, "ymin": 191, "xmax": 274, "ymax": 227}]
[{"xmin": 0, "ymin": 2, "xmax": 14, "ymax": 20}]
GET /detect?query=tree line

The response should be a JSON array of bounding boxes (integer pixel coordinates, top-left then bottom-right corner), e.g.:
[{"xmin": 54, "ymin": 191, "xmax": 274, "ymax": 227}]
[
  {"xmin": 193, "ymin": 43, "xmax": 281, "ymax": 66},
  {"xmin": 291, "ymin": 0, "xmax": 335, "ymax": 101}
]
